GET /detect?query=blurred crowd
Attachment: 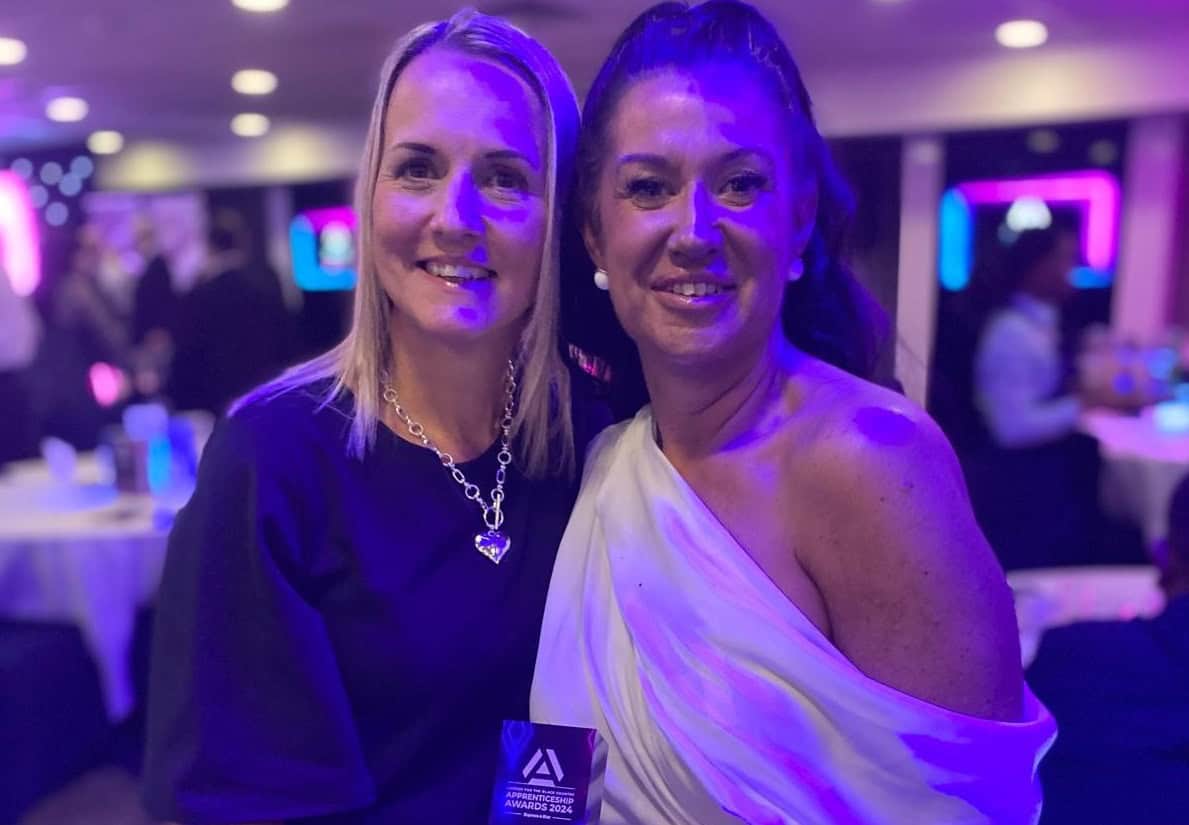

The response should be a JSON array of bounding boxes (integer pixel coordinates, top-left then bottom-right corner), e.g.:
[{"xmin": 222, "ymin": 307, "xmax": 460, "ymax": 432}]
[{"xmin": 0, "ymin": 209, "xmax": 295, "ymax": 468}]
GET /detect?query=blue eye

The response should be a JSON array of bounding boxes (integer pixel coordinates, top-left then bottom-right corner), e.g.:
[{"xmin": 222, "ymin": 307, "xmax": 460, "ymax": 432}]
[
  {"xmin": 395, "ymin": 158, "xmax": 435, "ymax": 182},
  {"xmin": 487, "ymin": 168, "xmax": 528, "ymax": 192},
  {"xmin": 721, "ymin": 172, "xmax": 767, "ymax": 201}
]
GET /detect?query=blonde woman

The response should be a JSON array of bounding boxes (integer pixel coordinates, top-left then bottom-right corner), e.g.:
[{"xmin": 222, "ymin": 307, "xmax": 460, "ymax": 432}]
[{"xmin": 143, "ymin": 11, "xmax": 600, "ymax": 824}]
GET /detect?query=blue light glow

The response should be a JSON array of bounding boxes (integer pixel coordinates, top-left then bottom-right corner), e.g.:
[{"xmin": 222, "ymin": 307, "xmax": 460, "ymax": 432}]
[{"xmin": 938, "ymin": 189, "xmax": 973, "ymax": 291}]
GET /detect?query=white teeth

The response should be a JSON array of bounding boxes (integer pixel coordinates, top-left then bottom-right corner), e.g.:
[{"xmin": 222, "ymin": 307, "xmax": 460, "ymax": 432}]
[
  {"xmin": 425, "ymin": 262, "xmax": 490, "ymax": 280},
  {"xmin": 666, "ymin": 282, "xmax": 724, "ymax": 297}
]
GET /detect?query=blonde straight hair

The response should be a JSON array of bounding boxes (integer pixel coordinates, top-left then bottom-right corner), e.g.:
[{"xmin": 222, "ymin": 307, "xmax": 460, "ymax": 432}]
[{"xmin": 236, "ymin": 9, "xmax": 581, "ymax": 479}]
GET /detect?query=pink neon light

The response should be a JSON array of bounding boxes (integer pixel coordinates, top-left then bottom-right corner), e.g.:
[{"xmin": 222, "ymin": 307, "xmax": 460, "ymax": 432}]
[
  {"xmin": 301, "ymin": 206, "xmax": 356, "ymax": 231},
  {"xmin": 89, "ymin": 362, "xmax": 126, "ymax": 408},
  {"xmin": 956, "ymin": 171, "xmax": 1120, "ymax": 270},
  {"xmin": 0, "ymin": 171, "xmax": 42, "ymax": 296}
]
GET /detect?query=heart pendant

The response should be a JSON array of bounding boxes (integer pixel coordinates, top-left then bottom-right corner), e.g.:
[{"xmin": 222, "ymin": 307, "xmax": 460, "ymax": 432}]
[{"xmin": 475, "ymin": 530, "xmax": 511, "ymax": 564}]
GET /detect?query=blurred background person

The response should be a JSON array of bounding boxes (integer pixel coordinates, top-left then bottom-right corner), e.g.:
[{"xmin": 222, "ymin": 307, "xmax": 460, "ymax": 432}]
[
  {"xmin": 1026, "ymin": 473, "xmax": 1189, "ymax": 825},
  {"xmin": 975, "ymin": 226, "xmax": 1086, "ymax": 449},
  {"xmin": 168, "ymin": 208, "xmax": 293, "ymax": 415},
  {"xmin": 130, "ymin": 216, "xmax": 178, "ymax": 349},
  {"xmin": 128, "ymin": 216, "xmax": 179, "ymax": 399},
  {"xmin": 0, "ymin": 237, "xmax": 42, "ymax": 466},
  {"xmin": 966, "ymin": 226, "xmax": 1145, "ymax": 569},
  {"xmin": 36, "ymin": 224, "xmax": 131, "ymax": 449}
]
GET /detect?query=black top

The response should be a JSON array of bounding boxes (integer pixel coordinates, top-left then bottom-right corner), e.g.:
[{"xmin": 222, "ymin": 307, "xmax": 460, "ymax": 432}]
[
  {"xmin": 1026, "ymin": 596, "xmax": 1189, "ymax": 824},
  {"xmin": 132, "ymin": 254, "xmax": 179, "ymax": 345},
  {"xmin": 169, "ymin": 264, "xmax": 292, "ymax": 415},
  {"xmin": 143, "ymin": 378, "xmax": 606, "ymax": 824}
]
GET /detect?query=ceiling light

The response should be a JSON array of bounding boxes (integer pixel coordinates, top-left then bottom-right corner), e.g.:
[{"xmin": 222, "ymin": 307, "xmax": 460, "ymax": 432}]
[
  {"xmin": 46, "ymin": 96, "xmax": 89, "ymax": 123},
  {"xmin": 9, "ymin": 158, "xmax": 33, "ymax": 179},
  {"xmin": 39, "ymin": 162, "xmax": 63, "ymax": 185},
  {"xmin": 0, "ymin": 36, "xmax": 27, "ymax": 66},
  {"xmin": 1088, "ymin": 139, "xmax": 1119, "ymax": 166},
  {"xmin": 1005, "ymin": 197, "xmax": 1053, "ymax": 232},
  {"xmin": 45, "ymin": 201, "xmax": 69, "ymax": 227},
  {"xmin": 59, "ymin": 173, "xmax": 83, "ymax": 197},
  {"xmin": 87, "ymin": 130, "xmax": 125, "ymax": 155},
  {"xmin": 231, "ymin": 113, "xmax": 270, "ymax": 137},
  {"xmin": 1026, "ymin": 129, "xmax": 1060, "ymax": 154},
  {"xmin": 70, "ymin": 156, "xmax": 95, "ymax": 178},
  {"xmin": 232, "ymin": 0, "xmax": 290, "ymax": 12},
  {"xmin": 996, "ymin": 20, "xmax": 1048, "ymax": 49},
  {"xmin": 232, "ymin": 69, "xmax": 278, "ymax": 95}
]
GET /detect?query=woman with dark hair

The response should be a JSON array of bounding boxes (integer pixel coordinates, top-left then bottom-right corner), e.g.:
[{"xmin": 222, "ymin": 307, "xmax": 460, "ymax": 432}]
[{"xmin": 532, "ymin": 3, "xmax": 1054, "ymax": 822}]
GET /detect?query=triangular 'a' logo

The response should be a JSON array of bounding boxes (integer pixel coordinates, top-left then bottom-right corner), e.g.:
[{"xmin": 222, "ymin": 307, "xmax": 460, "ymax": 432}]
[{"xmin": 521, "ymin": 747, "xmax": 565, "ymax": 787}]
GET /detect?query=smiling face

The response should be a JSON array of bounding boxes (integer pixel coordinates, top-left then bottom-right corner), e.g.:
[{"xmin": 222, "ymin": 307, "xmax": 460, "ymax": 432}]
[
  {"xmin": 586, "ymin": 64, "xmax": 817, "ymax": 369},
  {"xmin": 372, "ymin": 47, "xmax": 548, "ymax": 351}
]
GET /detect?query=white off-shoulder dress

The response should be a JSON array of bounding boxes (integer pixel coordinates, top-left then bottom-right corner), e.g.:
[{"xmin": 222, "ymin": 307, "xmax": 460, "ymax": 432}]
[{"xmin": 531, "ymin": 408, "xmax": 1056, "ymax": 825}]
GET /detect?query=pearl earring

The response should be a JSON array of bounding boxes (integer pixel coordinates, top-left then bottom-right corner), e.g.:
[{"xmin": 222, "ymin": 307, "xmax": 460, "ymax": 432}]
[
  {"xmin": 788, "ymin": 258, "xmax": 805, "ymax": 282},
  {"xmin": 593, "ymin": 268, "xmax": 610, "ymax": 290}
]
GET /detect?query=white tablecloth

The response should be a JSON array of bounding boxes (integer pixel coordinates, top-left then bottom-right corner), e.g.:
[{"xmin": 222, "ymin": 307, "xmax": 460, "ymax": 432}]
[
  {"xmin": 1081, "ymin": 408, "xmax": 1189, "ymax": 545},
  {"xmin": 1008, "ymin": 565, "xmax": 1165, "ymax": 666},
  {"xmin": 0, "ymin": 455, "xmax": 189, "ymax": 720}
]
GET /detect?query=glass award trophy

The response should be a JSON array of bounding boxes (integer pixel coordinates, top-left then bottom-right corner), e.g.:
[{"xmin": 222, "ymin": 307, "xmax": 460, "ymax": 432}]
[{"xmin": 489, "ymin": 720, "xmax": 606, "ymax": 824}]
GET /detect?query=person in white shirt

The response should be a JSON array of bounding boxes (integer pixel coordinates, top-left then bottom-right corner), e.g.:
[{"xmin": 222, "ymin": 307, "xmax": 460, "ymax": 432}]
[
  {"xmin": 975, "ymin": 227, "xmax": 1085, "ymax": 447},
  {"xmin": 0, "ymin": 246, "xmax": 41, "ymax": 464},
  {"xmin": 970, "ymin": 226, "xmax": 1122, "ymax": 568}
]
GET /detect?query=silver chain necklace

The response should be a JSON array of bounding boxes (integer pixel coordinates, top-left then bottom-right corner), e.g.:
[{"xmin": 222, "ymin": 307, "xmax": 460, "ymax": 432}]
[{"xmin": 382, "ymin": 360, "xmax": 517, "ymax": 564}]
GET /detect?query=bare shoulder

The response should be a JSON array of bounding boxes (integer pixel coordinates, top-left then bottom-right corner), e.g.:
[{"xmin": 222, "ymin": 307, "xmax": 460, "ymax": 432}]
[
  {"xmin": 786, "ymin": 362, "xmax": 1024, "ymax": 720},
  {"xmin": 803, "ymin": 369, "xmax": 964, "ymax": 500}
]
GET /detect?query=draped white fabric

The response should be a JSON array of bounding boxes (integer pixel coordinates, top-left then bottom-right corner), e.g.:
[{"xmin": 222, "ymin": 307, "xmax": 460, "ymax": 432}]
[{"xmin": 532, "ymin": 409, "xmax": 1056, "ymax": 825}]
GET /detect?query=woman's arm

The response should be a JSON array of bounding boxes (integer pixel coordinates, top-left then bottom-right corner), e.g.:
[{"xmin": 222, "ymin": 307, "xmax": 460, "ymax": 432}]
[
  {"xmin": 143, "ymin": 409, "xmax": 375, "ymax": 821},
  {"xmin": 797, "ymin": 404, "xmax": 1023, "ymax": 721}
]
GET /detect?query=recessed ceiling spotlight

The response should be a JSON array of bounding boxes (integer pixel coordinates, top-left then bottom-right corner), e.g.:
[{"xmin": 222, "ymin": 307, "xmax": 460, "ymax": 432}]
[
  {"xmin": 46, "ymin": 96, "xmax": 89, "ymax": 122},
  {"xmin": 70, "ymin": 156, "xmax": 95, "ymax": 178},
  {"xmin": 87, "ymin": 130, "xmax": 125, "ymax": 155},
  {"xmin": 1088, "ymin": 139, "xmax": 1119, "ymax": 166},
  {"xmin": 1026, "ymin": 129, "xmax": 1060, "ymax": 154},
  {"xmin": 45, "ymin": 201, "xmax": 69, "ymax": 227},
  {"xmin": 231, "ymin": 112, "xmax": 270, "ymax": 137},
  {"xmin": 9, "ymin": 158, "xmax": 33, "ymax": 179},
  {"xmin": 39, "ymin": 162, "xmax": 63, "ymax": 185},
  {"xmin": 0, "ymin": 36, "xmax": 27, "ymax": 66},
  {"xmin": 232, "ymin": 69, "xmax": 278, "ymax": 95},
  {"xmin": 232, "ymin": 0, "xmax": 290, "ymax": 12},
  {"xmin": 59, "ymin": 174, "xmax": 83, "ymax": 197},
  {"xmin": 996, "ymin": 19, "xmax": 1048, "ymax": 49}
]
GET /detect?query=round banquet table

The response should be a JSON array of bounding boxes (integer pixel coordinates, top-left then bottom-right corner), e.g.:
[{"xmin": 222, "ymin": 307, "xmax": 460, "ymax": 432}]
[
  {"xmin": 0, "ymin": 454, "xmax": 191, "ymax": 720},
  {"xmin": 1081, "ymin": 406, "xmax": 1189, "ymax": 548},
  {"xmin": 1008, "ymin": 565, "xmax": 1165, "ymax": 667}
]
